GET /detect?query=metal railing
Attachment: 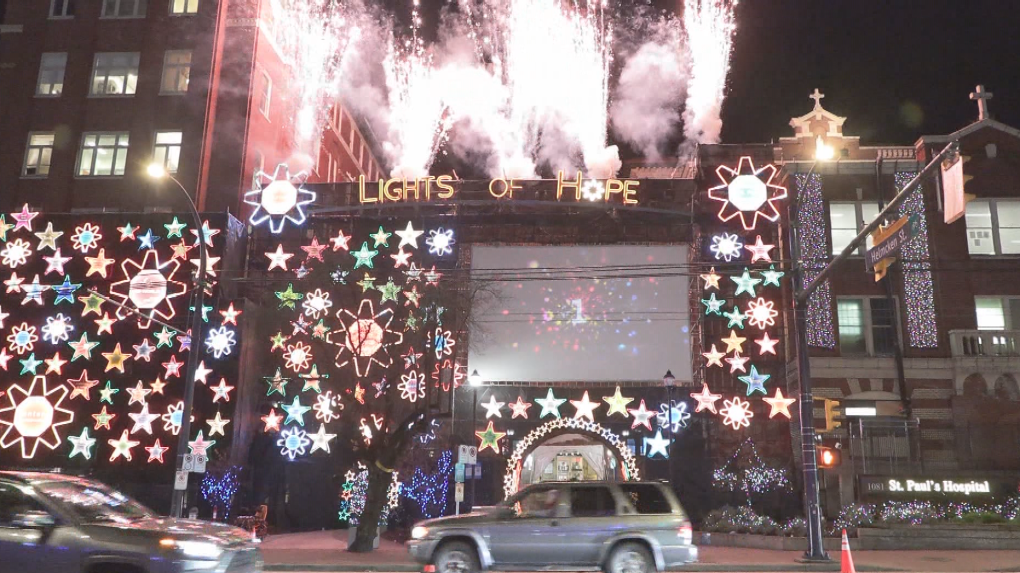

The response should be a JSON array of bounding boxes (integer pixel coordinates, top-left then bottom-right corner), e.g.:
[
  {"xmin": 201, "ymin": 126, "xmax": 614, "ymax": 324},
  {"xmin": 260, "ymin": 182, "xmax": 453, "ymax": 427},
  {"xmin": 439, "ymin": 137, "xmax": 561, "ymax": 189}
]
[{"xmin": 949, "ymin": 329, "xmax": 1020, "ymax": 357}]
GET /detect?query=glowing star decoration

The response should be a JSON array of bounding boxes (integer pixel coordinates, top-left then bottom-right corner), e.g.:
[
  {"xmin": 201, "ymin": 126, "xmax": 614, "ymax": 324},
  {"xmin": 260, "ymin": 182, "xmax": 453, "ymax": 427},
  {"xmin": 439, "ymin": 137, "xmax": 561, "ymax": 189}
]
[
  {"xmin": 149, "ymin": 377, "xmax": 166, "ymax": 395},
  {"xmin": 136, "ymin": 229, "xmax": 159, "ymax": 250},
  {"xmin": 720, "ymin": 397, "xmax": 754, "ymax": 430},
  {"xmin": 643, "ymin": 429, "xmax": 670, "ymax": 458},
  {"xmin": 377, "ymin": 279, "xmax": 401, "ymax": 304},
  {"xmin": 603, "ymin": 387, "xmax": 634, "ymax": 417},
  {"xmin": 145, "ymin": 439, "xmax": 169, "ymax": 463},
  {"xmin": 154, "ymin": 327, "xmax": 176, "ymax": 348},
  {"xmin": 44, "ymin": 352, "xmax": 67, "ymax": 375},
  {"xmin": 70, "ymin": 223, "xmax": 102, "ymax": 252},
  {"xmin": 132, "ymin": 339, "xmax": 154, "ymax": 362},
  {"xmin": 93, "ymin": 313, "xmax": 115, "ymax": 335},
  {"xmin": 723, "ymin": 306, "xmax": 746, "ymax": 329},
  {"xmin": 298, "ymin": 237, "xmax": 327, "ymax": 264},
  {"xmin": 20, "ymin": 354, "xmax": 42, "ymax": 375},
  {"xmin": 204, "ymin": 326, "xmax": 236, "ymax": 359},
  {"xmin": 424, "ymin": 266, "xmax": 442, "ymax": 286},
  {"xmin": 700, "ymin": 267, "xmax": 721, "ymax": 290},
  {"xmin": 481, "ymin": 395, "xmax": 505, "ymax": 419},
  {"xmin": 22, "ymin": 275, "xmax": 48, "ymax": 305},
  {"xmin": 99, "ymin": 381, "xmax": 119, "ymax": 404},
  {"xmin": 129, "ymin": 404, "xmax": 159, "ymax": 434},
  {"xmin": 11, "ymin": 204, "xmax": 39, "ymax": 232},
  {"xmin": 190, "ymin": 220, "xmax": 220, "ymax": 248},
  {"xmin": 0, "ymin": 348, "xmax": 10, "ymax": 371},
  {"xmin": 210, "ymin": 378, "xmax": 234, "ymax": 403},
  {"xmin": 398, "ymin": 370, "xmax": 426, "ymax": 403},
  {"xmin": 108, "ymin": 430, "xmax": 141, "ymax": 462},
  {"xmin": 277, "ymin": 427, "xmax": 310, "ymax": 460},
  {"xmin": 745, "ymin": 235, "xmax": 775, "ymax": 263},
  {"xmin": 5, "ymin": 272, "xmax": 24, "ymax": 293},
  {"xmin": 162, "ymin": 355, "xmax": 184, "ymax": 378},
  {"xmin": 731, "ymin": 268, "xmax": 762, "ymax": 297},
  {"xmin": 708, "ymin": 156, "xmax": 788, "ymax": 231},
  {"xmin": 244, "ymin": 163, "xmax": 315, "ymax": 233},
  {"xmin": 101, "ymin": 343, "xmax": 131, "ymax": 373},
  {"xmin": 0, "ymin": 375, "xmax": 73, "ymax": 458},
  {"xmin": 626, "ymin": 399, "xmax": 655, "ymax": 431},
  {"xmin": 67, "ymin": 427, "xmax": 96, "ymax": 459},
  {"xmin": 351, "ymin": 242, "xmax": 379, "ymax": 270},
  {"xmin": 206, "ymin": 411, "xmax": 230, "ymax": 437},
  {"xmin": 760, "ymin": 265, "xmax": 785, "ymax": 288},
  {"xmin": 328, "ymin": 299, "xmax": 403, "ymax": 377},
  {"xmin": 755, "ymin": 332, "xmax": 779, "ymax": 356},
  {"xmin": 581, "ymin": 179, "xmax": 605, "ymax": 201},
  {"xmin": 108, "ymin": 250, "xmax": 186, "ymax": 329},
  {"xmin": 264, "ymin": 368, "xmax": 290, "ymax": 396},
  {"xmin": 309, "ymin": 424, "xmax": 336, "ymax": 454},
  {"xmin": 395, "ymin": 221, "xmax": 424, "ymax": 249},
  {"xmin": 220, "ymin": 302, "xmax": 242, "ymax": 326},
  {"xmin": 126, "ymin": 381, "xmax": 151, "ymax": 406},
  {"xmin": 8, "ymin": 323, "xmax": 38, "ymax": 354},
  {"xmin": 282, "ymin": 396, "xmax": 311, "ymax": 426},
  {"xmin": 329, "ymin": 230, "xmax": 352, "ymax": 252},
  {"xmin": 746, "ymin": 298, "xmax": 779, "ymax": 329},
  {"xmin": 187, "ymin": 431, "xmax": 216, "ymax": 456},
  {"xmin": 117, "ymin": 223, "xmax": 138, "ymax": 241},
  {"xmin": 92, "ymin": 405, "xmax": 116, "ymax": 430},
  {"xmin": 738, "ymin": 366, "xmax": 771, "ymax": 396},
  {"xmin": 302, "ymin": 289, "xmax": 332, "ymax": 319},
  {"xmin": 535, "ymin": 388, "xmax": 567, "ymax": 419},
  {"xmin": 426, "ymin": 228, "xmax": 455, "ymax": 256},
  {"xmin": 721, "ymin": 330, "xmax": 747, "ymax": 354},
  {"xmin": 570, "ymin": 391, "xmax": 600, "ymax": 421},
  {"xmin": 368, "ymin": 226, "xmax": 392, "ymax": 248},
  {"xmin": 657, "ymin": 401, "xmax": 690, "ymax": 432},
  {"xmin": 170, "ymin": 240, "xmax": 193, "ymax": 260},
  {"xmin": 403, "ymin": 285, "xmax": 421, "ymax": 308},
  {"xmin": 701, "ymin": 292, "xmax": 725, "ymax": 316},
  {"xmin": 702, "ymin": 345, "xmax": 726, "ymax": 368},
  {"xmin": 763, "ymin": 388, "xmax": 796, "ymax": 419},
  {"xmin": 508, "ymin": 396, "xmax": 532, "ymax": 419},
  {"xmin": 475, "ymin": 421, "xmax": 505, "ymax": 453},
  {"xmin": 299, "ymin": 365, "xmax": 327, "ymax": 393},
  {"xmin": 68, "ymin": 333, "xmax": 99, "ymax": 362},
  {"xmin": 261, "ymin": 408, "xmax": 283, "ymax": 433},
  {"xmin": 34, "ymin": 222, "xmax": 64, "ymax": 251},
  {"xmin": 265, "ymin": 244, "xmax": 295, "ymax": 271},
  {"xmin": 84, "ymin": 249, "xmax": 115, "ymax": 278},
  {"xmin": 0, "ymin": 215, "xmax": 13, "ymax": 241},
  {"xmin": 53, "ymin": 276, "xmax": 81, "ymax": 305},
  {"xmin": 275, "ymin": 284, "xmax": 303, "ymax": 309},
  {"xmin": 2, "ymin": 239, "xmax": 33, "ymax": 268},
  {"xmin": 710, "ymin": 233, "xmax": 743, "ymax": 262},
  {"xmin": 725, "ymin": 351, "xmax": 749, "ymax": 374},
  {"xmin": 390, "ymin": 248, "xmax": 412, "ymax": 268},
  {"xmin": 67, "ymin": 370, "xmax": 99, "ymax": 400},
  {"xmin": 330, "ymin": 269, "xmax": 349, "ymax": 285},
  {"xmin": 690, "ymin": 384, "xmax": 723, "ymax": 414}
]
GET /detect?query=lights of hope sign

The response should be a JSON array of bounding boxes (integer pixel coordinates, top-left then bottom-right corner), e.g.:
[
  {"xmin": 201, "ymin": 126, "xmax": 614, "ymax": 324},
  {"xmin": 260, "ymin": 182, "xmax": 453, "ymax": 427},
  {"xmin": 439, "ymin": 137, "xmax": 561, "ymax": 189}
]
[{"xmin": 357, "ymin": 171, "xmax": 642, "ymax": 205}]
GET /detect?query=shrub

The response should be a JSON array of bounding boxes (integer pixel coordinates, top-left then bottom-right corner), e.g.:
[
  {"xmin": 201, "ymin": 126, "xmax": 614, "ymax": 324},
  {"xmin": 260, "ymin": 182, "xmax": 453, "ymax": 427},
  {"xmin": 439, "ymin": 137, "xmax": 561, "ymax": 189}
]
[
  {"xmin": 830, "ymin": 503, "xmax": 875, "ymax": 536},
  {"xmin": 780, "ymin": 517, "xmax": 807, "ymax": 537},
  {"xmin": 960, "ymin": 511, "xmax": 1006, "ymax": 524}
]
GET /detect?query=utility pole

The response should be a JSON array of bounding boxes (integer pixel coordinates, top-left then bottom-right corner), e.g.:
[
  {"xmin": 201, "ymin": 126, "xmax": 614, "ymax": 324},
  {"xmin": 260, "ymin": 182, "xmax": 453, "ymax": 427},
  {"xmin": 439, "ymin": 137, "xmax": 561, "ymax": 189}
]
[{"xmin": 789, "ymin": 141, "xmax": 957, "ymax": 561}]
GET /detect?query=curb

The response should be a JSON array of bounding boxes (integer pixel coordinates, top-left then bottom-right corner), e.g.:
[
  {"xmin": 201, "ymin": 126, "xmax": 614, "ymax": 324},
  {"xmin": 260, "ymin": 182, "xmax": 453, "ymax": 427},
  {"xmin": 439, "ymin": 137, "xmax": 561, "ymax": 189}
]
[{"xmin": 264, "ymin": 565, "xmax": 904, "ymax": 573}]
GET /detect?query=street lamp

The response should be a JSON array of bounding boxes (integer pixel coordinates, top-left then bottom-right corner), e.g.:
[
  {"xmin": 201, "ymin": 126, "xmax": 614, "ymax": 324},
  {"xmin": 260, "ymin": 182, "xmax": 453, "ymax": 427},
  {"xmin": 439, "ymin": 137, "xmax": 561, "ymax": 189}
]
[
  {"xmin": 663, "ymin": 370, "xmax": 675, "ymax": 485},
  {"xmin": 147, "ymin": 163, "xmax": 208, "ymax": 518},
  {"xmin": 467, "ymin": 370, "xmax": 483, "ymax": 509},
  {"xmin": 468, "ymin": 370, "xmax": 482, "ymax": 387}
]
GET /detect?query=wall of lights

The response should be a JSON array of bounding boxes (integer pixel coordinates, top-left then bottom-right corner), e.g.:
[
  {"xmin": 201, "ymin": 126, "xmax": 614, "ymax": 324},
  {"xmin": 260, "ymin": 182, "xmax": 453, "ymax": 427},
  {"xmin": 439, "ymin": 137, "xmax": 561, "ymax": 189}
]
[
  {"xmin": 793, "ymin": 172, "xmax": 837, "ymax": 348},
  {"xmin": 896, "ymin": 173, "xmax": 938, "ymax": 348}
]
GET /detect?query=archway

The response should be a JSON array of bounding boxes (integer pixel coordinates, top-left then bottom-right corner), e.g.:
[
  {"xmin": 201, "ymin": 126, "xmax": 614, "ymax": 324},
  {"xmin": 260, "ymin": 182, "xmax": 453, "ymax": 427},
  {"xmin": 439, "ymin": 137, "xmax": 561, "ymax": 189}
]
[
  {"xmin": 503, "ymin": 418, "xmax": 639, "ymax": 499},
  {"xmin": 962, "ymin": 373, "xmax": 988, "ymax": 397}
]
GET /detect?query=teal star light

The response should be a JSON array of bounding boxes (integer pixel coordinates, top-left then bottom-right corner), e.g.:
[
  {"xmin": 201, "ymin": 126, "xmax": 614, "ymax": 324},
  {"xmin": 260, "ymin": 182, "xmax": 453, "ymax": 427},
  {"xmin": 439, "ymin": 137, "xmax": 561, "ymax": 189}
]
[
  {"xmin": 723, "ymin": 306, "xmax": 747, "ymax": 329},
  {"xmin": 352, "ymin": 242, "xmax": 379, "ymax": 270},
  {"xmin": 731, "ymin": 268, "xmax": 762, "ymax": 297},
  {"xmin": 701, "ymin": 293, "xmax": 725, "ymax": 316}
]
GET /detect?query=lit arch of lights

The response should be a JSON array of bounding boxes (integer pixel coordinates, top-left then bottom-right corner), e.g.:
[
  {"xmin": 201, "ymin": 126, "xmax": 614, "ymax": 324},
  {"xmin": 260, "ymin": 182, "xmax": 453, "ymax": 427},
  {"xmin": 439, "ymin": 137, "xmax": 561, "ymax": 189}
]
[{"xmin": 503, "ymin": 417, "xmax": 639, "ymax": 500}]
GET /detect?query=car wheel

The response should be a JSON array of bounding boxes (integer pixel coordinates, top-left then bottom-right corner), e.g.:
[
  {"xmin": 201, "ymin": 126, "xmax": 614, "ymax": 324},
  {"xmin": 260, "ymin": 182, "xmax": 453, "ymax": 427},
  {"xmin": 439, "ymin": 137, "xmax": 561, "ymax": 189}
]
[
  {"xmin": 434, "ymin": 541, "xmax": 479, "ymax": 573},
  {"xmin": 606, "ymin": 542, "xmax": 653, "ymax": 573}
]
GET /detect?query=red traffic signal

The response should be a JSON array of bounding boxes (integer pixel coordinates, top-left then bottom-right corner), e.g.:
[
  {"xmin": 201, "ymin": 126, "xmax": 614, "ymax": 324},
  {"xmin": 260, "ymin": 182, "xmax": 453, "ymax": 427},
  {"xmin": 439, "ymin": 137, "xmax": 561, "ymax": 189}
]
[{"xmin": 817, "ymin": 446, "xmax": 841, "ymax": 468}]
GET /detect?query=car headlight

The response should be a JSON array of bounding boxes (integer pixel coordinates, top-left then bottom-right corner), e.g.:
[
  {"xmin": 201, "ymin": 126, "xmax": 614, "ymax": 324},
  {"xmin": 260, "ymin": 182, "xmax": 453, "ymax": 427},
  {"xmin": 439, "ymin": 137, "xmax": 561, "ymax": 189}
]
[
  {"xmin": 161, "ymin": 538, "xmax": 223, "ymax": 560},
  {"xmin": 411, "ymin": 526, "xmax": 429, "ymax": 540}
]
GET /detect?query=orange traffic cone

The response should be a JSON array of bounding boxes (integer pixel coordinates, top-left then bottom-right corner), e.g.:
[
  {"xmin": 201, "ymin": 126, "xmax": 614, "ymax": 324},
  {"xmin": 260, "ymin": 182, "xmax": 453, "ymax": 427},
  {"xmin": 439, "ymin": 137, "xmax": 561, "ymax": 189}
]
[{"xmin": 841, "ymin": 529, "xmax": 856, "ymax": 573}]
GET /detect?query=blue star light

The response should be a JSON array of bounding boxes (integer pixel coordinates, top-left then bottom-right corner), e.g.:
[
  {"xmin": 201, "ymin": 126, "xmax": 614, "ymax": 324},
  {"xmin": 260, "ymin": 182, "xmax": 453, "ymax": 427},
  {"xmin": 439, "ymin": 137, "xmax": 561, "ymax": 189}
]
[
  {"xmin": 53, "ymin": 275, "xmax": 81, "ymax": 305},
  {"xmin": 137, "ymin": 229, "xmax": 160, "ymax": 250},
  {"xmin": 738, "ymin": 365, "xmax": 771, "ymax": 396}
]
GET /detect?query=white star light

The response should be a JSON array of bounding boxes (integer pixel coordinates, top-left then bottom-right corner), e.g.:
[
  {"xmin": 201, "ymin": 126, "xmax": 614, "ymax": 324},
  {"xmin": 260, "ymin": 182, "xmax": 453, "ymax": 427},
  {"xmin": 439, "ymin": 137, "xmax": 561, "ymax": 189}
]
[
  {"xmin": 309, "ymin": 424, "xmax": 337, "ymax": 454},
  {"xmin": 643, "ymin": 429, "xmax": 670, "ymax": 458},
  {"xmin": 395, "ymin": 221, "xmax": 424, "ymax": 249},
  {"xmin": 244, "ymin": 163, "xmax": 315, "ymax": 233},
  {"xmin": 425, "ymin": 228, "xmax": 455, "ymax": 256},
  {"xmin": 481, "ymin": 395, "xmax": 505, "ymax": 419}
]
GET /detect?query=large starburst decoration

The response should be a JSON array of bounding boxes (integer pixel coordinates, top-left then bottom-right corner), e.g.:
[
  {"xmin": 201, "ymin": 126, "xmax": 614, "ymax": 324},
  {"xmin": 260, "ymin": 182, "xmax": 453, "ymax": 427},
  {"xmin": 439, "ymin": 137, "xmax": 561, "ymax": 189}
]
[
  {"xmin": 0, "ymin": 375, "xmax": 74, "ymax": 458},
  {"xmin": 244, "ymin": 163, "xmax": 315, "ymax": 233},
  {"xmin": 108, "ymin": 250, "xmax": 187, "ymax": 328},
  {"xmin": 327, "ymin": 299, "xmax": 404, "ymax": 377},
  {"xmin": 708, "ymin": 156, "xmax": 788, "ymax": 230}
]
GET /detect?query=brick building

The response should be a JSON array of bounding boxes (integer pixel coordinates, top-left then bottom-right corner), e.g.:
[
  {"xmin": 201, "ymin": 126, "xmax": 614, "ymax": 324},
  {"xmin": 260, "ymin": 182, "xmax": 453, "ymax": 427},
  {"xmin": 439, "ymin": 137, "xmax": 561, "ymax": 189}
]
[{"xmin": 0, "ymin": 0, "xmax": 380, "ymax": 215}]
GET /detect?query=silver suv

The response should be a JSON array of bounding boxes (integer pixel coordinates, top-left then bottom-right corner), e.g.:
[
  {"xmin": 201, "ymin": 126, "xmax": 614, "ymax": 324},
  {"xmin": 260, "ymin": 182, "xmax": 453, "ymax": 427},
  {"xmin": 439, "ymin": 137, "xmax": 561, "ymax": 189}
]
[
  {"xmin": 0, "ymin": 472, "xmax": 263, "ymax": 573},
  {"xmin": 408, "ymin": 481, "xmax": 697, "ymax": 573}
]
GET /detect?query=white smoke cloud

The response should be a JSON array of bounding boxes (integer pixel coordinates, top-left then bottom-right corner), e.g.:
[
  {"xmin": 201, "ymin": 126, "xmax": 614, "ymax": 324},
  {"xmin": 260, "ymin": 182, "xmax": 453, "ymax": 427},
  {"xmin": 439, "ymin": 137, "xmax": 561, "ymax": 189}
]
[{"xmin": 610, "ymin": 39, "xmax": 687, "ymax": 162}]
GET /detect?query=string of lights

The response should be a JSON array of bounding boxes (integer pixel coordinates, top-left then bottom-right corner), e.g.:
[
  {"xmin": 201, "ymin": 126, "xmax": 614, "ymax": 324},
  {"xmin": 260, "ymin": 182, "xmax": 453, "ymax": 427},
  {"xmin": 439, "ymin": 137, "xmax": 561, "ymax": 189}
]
[
  {"xmin": 896, "ymin": 173, "xmax": 938, "ymax": 348},
  {"xmin": 794, "ymin": 173, "xmax": 836, "ymax": 348}
]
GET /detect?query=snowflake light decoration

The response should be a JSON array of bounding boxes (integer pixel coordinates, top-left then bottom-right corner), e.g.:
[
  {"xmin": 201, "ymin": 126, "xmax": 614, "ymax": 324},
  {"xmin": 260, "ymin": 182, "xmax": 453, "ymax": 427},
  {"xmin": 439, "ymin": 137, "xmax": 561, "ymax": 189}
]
[
  {"xmin": 244, "ymin": 163, "xmax": 315, "ymax": 233},
  {"xmin": 283, "ymin": 341, "xmax": 313, "ymax": 372},
  {"xmin": 7, "ymin": 323, "xmax": 38, "ymax": 354},
  {"xmin": 710, "ymin": 233, "xmax": 744, "ymax": 262},
  {"xmin": 581, "ymin": 180, "xmax": 605, "ymax": 201},
  {"xmin": 720, "ymin": 397, "xmax": 754, "ymax": 430},
  {"xmin": 398, "ymin": 370, "xmax": 426, "ymax": 402},
  {"xmin": 656, "ymin": 400, "xmax": 691, "ymax": 432},
  {"xmin": 70, "ymin": 223, "xmax": 102, "ymax": 253},
  {"xmin": 746, "ymin": 297, "xmax": 779, "ymax": 329},
  {"xmin": 42, "ymin": 314, "xmax": 74, "ymax": 344},
  {"xmin": 432, "ymin": 327, "xmax": 456, "ymax": 360},
  {"xmin": 426, "ymin": 228, "xmax": 455, "ymax": 256},
  {"xmin": 327, "ymin": 299, "xmax": 403, "ymax": 377},
  {"xmin": 313, "ymin": 391, "xmax": 342, "ymax": 423},
  {"xmin": 277, "ymin": 427, "xmax": 311, "ymax": 460},
  {"xmin": 1, "ymin": 239, "xmax": 33, "ymax": 268},
  {"xmin": 108, "ymin": 250, "xmax": 187, "ymax": 329},
  {"xmin": 0, "ymin": 375, "xmax": 74, "ymax": 458},
  {"xmin": 302, "ymin": 289, "xmax": 333, "ymax": 319},
  {"xmin": 708, "ymin": 156, "xmax": 788, "ymax": 230},
  {"xmin": 204, "ymin": 326, "xmax": 236, "ymax": 359}
]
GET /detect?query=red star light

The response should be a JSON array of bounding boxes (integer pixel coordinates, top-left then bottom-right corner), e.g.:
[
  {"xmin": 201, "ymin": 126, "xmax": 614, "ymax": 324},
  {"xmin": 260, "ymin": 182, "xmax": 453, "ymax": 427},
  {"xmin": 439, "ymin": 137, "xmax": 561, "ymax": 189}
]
[
  {"xmin": 745, "ymin": 235, "xmax": 775, "ymax": 263},
  {"xmin": 763, "ymin": 388, "xmax": 796, "ymax": 419},
  {"xmin": 755, "ymin": 332, "xmax": 779, "ymax": 355},
  {"xmin": 690, "ymin": 383, "xmax": 723, "ymax": 414},
  {"xmin": 708, "ymin": 157, "xmax": 788, "ymax": 230}
]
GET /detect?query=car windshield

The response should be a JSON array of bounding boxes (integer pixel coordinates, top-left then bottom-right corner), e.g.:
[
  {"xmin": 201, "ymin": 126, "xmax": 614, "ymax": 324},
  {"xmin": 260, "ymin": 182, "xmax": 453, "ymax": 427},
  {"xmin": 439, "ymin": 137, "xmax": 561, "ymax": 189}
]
[{"xmin": 36, "ymin": 481, "xmax": 154, "ymax": 524}]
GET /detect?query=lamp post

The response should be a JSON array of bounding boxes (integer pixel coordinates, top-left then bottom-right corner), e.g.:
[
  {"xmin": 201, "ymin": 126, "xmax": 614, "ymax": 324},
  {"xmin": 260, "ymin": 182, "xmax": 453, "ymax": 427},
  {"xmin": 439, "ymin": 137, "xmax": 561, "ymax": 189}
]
[
  {"xmin": 663, "ymin": 369, "xmax": 675, "ymax": 485},
  {"xmin": 468, "ymin": 370, "xmax": 482, "ymax": 509},
  {"xmin": 147, "ymin": 163, "xmax": 208, "ymax": 518}
]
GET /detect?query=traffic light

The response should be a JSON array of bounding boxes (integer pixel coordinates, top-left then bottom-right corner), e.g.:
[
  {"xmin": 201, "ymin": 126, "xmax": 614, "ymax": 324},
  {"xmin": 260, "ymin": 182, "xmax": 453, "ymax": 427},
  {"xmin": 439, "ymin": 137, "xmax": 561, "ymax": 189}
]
[
  {"xmin": 823, "ymin": 399, "xmax": 842, "ymax": 432},
  {"xmin": 817, "ymin": 446, "xmax": 841, "ymax": 468}
]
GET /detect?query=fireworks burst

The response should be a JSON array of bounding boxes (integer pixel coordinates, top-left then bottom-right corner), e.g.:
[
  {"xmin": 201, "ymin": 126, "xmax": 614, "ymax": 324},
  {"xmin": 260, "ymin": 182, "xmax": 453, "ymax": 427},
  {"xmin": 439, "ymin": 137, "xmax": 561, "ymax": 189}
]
[{"xmin": 681, "ymin": 0, "xmax": 737, "ymax": 149}]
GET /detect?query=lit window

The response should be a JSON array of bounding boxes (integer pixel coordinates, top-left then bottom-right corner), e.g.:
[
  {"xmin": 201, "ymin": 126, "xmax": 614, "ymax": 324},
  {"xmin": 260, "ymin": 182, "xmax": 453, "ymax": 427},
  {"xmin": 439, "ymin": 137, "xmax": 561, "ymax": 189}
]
[
  {"xmin": 101, "ymin": 0, "xmax": 146, "ymax": 18},
  {"xmin": 23, "ymin": 133, "xmax": 56, "ymax": 177},
  {"xmin": 975, "ymin": 297, "xmax": 1020, "ymax": 331},
  {"xmin": 78, "ymin": 132, "xmax": 130, "ymax": 177},
  {"xmin": 838, "ymin": 297, "xmax": 899, "ymax": 356},
  {"xmin": 170, "ymin": 0, "xmax": 198, "ymax": 15},
  {"xmin": 259, "ymin": 72, "xmax": 272, "ymax": 118},
  {"xmin": 829, "ymin": 201, "xmax": 880, "ymax": 255},
  {"xmin": 160, "ymin": 50, "xmax": 192, "ymax": 94},
  {"xmin": 152, "ymin": 131, "xmax": 183, "ymax": 174},
  {"xmin": 49, "ymin": 0, "xmax": 76, "ymax": 18},
  {"xmin": 966, "ymin": 200, "xmax": 1020, "ymax": 256},
  {"xmin": 36, "ymin": 53, "xmax": 67, "ymax": 96},
  {"xmin": 90, "ymin": 52, "xmax": 140, "ymax": 96}
]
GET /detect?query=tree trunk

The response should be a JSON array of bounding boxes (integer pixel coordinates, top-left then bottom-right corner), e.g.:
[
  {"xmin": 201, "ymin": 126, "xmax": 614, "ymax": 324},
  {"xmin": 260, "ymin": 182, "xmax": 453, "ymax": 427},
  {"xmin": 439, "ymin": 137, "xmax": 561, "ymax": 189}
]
[{"xmin": 348, "ymin": 464, "xmax": 391, "ymax": 552}]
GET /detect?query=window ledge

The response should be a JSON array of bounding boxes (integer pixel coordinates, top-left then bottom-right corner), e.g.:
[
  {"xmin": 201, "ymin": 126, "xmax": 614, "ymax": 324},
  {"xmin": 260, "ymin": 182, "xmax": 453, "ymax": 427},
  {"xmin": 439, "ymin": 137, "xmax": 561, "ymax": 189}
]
[
  {"xmin": 20, "ymin": 174, "xmax": 49, "ymax": 179},
  {"xmin": 88, "ymin": 94, "xmax": 137, "ymax": 98},
  {"xmin": 34, "ymin": 94, "xmax": 63, "ymax": 99},
  {"xmin": 75, "ymin": 175, "xmax": 126, "ymax": 179},
  {"xmin": 46, "ymin": 16, "xmax": 74, "ymax": 21},
  {"xmin": 99, "ymin": 16, "xmax": 147, "ymax": 20},
  {"xmin": 158, "ymin": 91, "xmax": 189, "ymax": 96}
]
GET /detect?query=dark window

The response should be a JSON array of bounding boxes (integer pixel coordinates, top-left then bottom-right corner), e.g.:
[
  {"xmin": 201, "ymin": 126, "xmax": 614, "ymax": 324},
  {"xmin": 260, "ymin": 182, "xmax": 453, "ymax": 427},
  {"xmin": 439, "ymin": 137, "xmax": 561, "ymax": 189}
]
[
  {"xmin": 870, "ymin": 298, "xmax": 896, "ymax": 355},
  {"xmin": 619, "ymin": 484, "xmax": 673, "ymax": 514},
  {"xmin": 514, "ymin": 487, "xmax": 562, "ymax": 518},
  {"xmin": 570, "ymin": 486, "xmax": 615, "ymax": 517},
  {"xmin": 0, "ymin": 483, "xmax": 46, "ymax": 527}
]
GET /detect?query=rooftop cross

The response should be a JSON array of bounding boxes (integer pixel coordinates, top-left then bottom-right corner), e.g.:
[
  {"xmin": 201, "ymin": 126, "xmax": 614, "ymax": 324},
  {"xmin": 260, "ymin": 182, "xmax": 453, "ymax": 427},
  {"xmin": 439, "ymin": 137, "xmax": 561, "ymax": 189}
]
[
  {"xmin": 970, "ymin": 84, "xmax": 993, "ymax": 121},
  {"xmin": 810, "ymin": 88, "xmax": 825, "ymax": 110}
]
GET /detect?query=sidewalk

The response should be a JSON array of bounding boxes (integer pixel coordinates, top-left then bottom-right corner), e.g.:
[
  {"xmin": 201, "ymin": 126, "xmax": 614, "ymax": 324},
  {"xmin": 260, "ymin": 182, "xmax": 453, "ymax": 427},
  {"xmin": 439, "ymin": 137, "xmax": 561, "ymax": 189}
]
[{"xmin": 260, "ymin": 530, "xmax": 1020, "ymax": 572}]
